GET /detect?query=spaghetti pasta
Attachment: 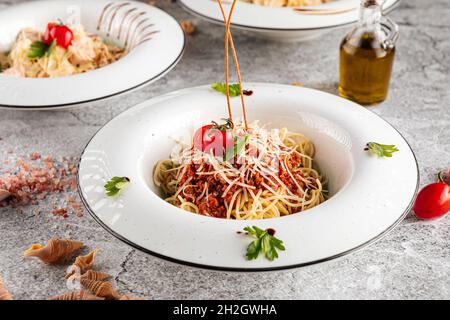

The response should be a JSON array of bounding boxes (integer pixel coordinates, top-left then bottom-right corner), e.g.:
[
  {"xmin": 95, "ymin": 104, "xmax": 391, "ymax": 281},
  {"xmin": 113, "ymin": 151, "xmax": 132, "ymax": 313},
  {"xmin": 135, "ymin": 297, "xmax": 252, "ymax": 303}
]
[
  {"xmin": 0, "ymin": 24, "xmax": 124, "ymax": 78},
  {"xmin": 154, "ymin": 122, "xmax": 327, "ymax": 220}
]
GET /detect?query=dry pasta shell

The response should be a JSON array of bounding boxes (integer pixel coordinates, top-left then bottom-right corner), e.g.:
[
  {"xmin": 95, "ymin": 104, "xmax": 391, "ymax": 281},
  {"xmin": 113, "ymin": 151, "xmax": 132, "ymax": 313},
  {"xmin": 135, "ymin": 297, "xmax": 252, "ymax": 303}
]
[
  {"xmin": 0, "ymin": 276, "xmax": 13, "ymax": 300},
  {"xmin": 65, "ymin": 249, "xmax": 99, "ymax": 278},
  {"xmin": 23, "ymin": 239, "xmax": 84, "ymax": 264},
  {"xmin": 0, "ymin": 189, "xmax": 11, "ymax": 202},
  {"xmin": 119, "ymin": 295, "xmax": 146, "ymax": 300},
  {"xmin": 49, "ymin": 290, "xmax": 104, "ymax": 301},
  {"xmin": 81, "ymin": 270, "xmax": 111, "ymax": 281},
  {"xmin": 81, "ymin": 278, "xmax": 120, "ymax": 300}
]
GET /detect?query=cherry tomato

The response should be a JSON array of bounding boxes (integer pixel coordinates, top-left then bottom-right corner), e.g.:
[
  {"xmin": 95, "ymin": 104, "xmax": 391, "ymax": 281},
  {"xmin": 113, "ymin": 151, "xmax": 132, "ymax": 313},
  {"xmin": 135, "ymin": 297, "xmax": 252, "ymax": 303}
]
[
  {"xmin": 43, "ymin": 22, "xmax": 74, "ymax": 49},
  {"xmin": 194, "ymin": 124, "xmax": 234, "ymax": 157},
  {"xmin": 413, "ymin": 182, "xmax": 450, "ymax": 220}
]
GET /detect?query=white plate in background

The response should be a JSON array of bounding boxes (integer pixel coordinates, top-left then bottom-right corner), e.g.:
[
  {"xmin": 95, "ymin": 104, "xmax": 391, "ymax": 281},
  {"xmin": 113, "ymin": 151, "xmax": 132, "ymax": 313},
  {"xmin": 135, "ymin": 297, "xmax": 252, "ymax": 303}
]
[
  {"xmin": 179, "ymin": 0, "xmax": 400, "ymax": 41},
  {"xmin": 0, "ymin": 0, "xmax": 185, "ymax": 109}
]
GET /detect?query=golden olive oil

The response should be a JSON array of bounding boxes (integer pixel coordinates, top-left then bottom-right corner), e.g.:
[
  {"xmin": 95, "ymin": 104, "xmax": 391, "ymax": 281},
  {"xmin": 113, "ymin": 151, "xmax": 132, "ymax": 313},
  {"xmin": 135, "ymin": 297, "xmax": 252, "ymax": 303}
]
[
  {"xmin": 339, "ymin": 0, "xmax": 398, "ymax": 106},
  {"xmin": 339, "ymin": 33, "xmax": 395, "ymax": 105}
]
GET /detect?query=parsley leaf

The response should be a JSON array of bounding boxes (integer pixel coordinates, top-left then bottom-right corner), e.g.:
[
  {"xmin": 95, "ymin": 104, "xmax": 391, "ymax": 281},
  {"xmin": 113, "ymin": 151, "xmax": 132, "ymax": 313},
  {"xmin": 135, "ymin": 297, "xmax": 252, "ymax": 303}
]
[
  {"xmin": 225, "ymin": 134, "xmax": 251, "ymax": 162},
  {"xmin": 211, "ymin": 82, "xmax": 242, "ymax": 97},
  {"xmin": 104, "ymin": 177, "xmax": 130, "ymax": 197},
  {"xmin": 243, "ymin": 226, "xmax": 285, "ymax": 261},
  {"xmin": 28, "ymin": 41, "xmax": 48, "ymax": 59},
  {"xmin": 246, "ymin": 237, "xmax": 262, "ymax": 260},
  {"xmin": 365, "ymin": 142, "xmax": 399, "ymax": 158},
  {"xmin": 28, "ymin": 40, "xmax": 56, "ymax": 59}
]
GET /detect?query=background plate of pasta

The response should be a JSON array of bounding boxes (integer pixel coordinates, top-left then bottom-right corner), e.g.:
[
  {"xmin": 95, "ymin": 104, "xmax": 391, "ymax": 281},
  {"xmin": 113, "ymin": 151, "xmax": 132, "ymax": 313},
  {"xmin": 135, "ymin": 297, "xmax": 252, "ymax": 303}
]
[
  {"xmin": 179, "ymin": 0, "xmax": 400, "ymax": 41},
  {"xmin": 0, "ymin": 0, "xmax": 185, "ymax": 109},
  {"xmin": 78, "ymin": 83, "xmax": 419, "ymax": 271}
]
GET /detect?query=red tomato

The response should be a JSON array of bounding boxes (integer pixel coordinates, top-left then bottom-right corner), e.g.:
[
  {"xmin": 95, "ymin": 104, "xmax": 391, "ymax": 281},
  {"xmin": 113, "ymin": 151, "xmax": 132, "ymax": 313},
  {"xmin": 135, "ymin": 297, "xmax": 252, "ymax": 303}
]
[
  {"xmin": 193, "ymin": 124, "xmax": 234, "ymax": 157},
  {"xmin": 43, "ymin": 23, "xmax": 74, "ymax": 49},
  {"xmin": 413, "ymin": 182, "xmax": 450, "ymax": 220}
]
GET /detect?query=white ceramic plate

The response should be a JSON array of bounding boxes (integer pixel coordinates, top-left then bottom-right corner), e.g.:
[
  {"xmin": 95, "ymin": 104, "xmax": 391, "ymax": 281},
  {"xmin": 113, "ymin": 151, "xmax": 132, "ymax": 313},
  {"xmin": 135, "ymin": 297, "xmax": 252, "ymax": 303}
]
[
  {"xmin": 179, "ymin": 0, "xmax": 400, "ymax": 41},
  {"xmin": 78, "ymin": 83, "xmax": 418, "ymax": 271},
  {"xmin": 0, "ymin": 0, "xmax": 185, "ymax": 109}
]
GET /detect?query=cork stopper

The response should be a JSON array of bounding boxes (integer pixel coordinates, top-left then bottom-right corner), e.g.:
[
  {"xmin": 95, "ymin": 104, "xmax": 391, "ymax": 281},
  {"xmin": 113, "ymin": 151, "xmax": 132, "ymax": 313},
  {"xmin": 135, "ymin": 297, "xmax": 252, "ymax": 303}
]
[{"xmin": 362, "ymin": 0, "xmax": 383, "ymax": 7}]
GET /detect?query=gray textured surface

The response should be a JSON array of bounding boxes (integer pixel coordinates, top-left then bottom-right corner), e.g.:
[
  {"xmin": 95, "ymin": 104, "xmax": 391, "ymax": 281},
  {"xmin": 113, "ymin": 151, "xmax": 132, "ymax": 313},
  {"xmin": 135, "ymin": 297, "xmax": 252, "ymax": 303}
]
[{"xmin": 0, "ymin": 0, "xmax": 449, "ymax": 300}]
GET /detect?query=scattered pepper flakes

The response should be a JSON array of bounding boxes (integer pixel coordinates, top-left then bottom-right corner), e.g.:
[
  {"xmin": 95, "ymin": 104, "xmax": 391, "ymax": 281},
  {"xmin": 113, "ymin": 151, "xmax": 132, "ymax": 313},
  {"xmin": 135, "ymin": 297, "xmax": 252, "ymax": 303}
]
[{"xmin": 181, "ymin": 20, "xmax": 196, "ymax": 36}]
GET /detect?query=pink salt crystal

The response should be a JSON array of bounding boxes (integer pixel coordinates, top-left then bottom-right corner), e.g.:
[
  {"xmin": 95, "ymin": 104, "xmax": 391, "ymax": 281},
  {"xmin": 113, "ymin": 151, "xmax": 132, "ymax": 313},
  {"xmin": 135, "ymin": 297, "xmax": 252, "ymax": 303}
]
[
  {"xmin": 30, "ymin": 152, "xmax": 41, "ymax": 160},
  {"xmin": 1, "ymin": 153, "xmax": 81, "ymax": 218},
  {"xmin": 70, "ymin": 178, "xmax": 77, "ymax": 191},
  {"xmin": 52, "ymin": 208, "xmax": 68, "ymax": 218}
]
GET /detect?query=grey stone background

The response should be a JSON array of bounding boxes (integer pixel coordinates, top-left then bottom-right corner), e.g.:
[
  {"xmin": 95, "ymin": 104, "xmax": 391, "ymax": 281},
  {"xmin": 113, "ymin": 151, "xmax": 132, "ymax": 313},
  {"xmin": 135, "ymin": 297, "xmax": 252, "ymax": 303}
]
[{"xmin": 0, "ymin": 0, "xmax": 449, "ymax": 300}]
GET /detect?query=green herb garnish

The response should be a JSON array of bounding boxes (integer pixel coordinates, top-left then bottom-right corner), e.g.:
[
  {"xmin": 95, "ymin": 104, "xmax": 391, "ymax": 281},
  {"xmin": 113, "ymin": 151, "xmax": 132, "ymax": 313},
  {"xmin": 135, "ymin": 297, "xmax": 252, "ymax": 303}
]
[
  {"xmin": 243, "ymin": 226, "xmax": 285, "ymax": 261},
  {"xmin": 365, "ymin": 142, "xmax": 399, "ymax": 158},
  {"xmin": 212, "ymin": 82, "xmax": 242, "ymax": 97},
  {"xmin": 28, "ymin": 40, "xmax": 56, "ymax": 59},
  {"xmin": 225, "ymin": 134, "xmax": 251, "ymax": 162},
  {"xmin": 104, "ymin": 177, "xmax": 130, "ymax": 197}
]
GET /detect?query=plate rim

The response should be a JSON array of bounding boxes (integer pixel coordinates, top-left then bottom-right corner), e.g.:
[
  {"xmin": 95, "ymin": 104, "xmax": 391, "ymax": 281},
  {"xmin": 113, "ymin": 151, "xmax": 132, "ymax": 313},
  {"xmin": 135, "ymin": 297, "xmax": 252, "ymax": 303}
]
[
  {"xmin": 178, "ymin": 0, "xmax": 401, "ymax": 32},
  {"xmin": 0, "ymin": 40, "xmax": 186, "ymax": 110},
  {"xmin": 0, "ymin": 0, "xmax": 187, "ymax": 110},
  {"xmin": 77, "ymin": 83, "xmax": 420, "ymax": 272}
]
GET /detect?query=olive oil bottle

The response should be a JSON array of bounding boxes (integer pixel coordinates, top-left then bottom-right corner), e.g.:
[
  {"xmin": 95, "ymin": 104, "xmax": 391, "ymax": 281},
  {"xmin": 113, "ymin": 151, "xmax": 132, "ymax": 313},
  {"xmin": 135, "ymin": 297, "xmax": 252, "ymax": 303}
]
[{"xmin": 339, "ymin": 0, "xmax": 399, "ymax": 105}]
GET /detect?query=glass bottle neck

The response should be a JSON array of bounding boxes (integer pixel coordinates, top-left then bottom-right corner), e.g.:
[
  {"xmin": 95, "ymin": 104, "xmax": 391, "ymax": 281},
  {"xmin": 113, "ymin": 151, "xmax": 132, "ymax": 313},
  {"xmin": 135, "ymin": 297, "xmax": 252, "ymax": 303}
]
[{"xmin": 358, "ymin": 3, "xmax": 382, "ymax": 32}]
